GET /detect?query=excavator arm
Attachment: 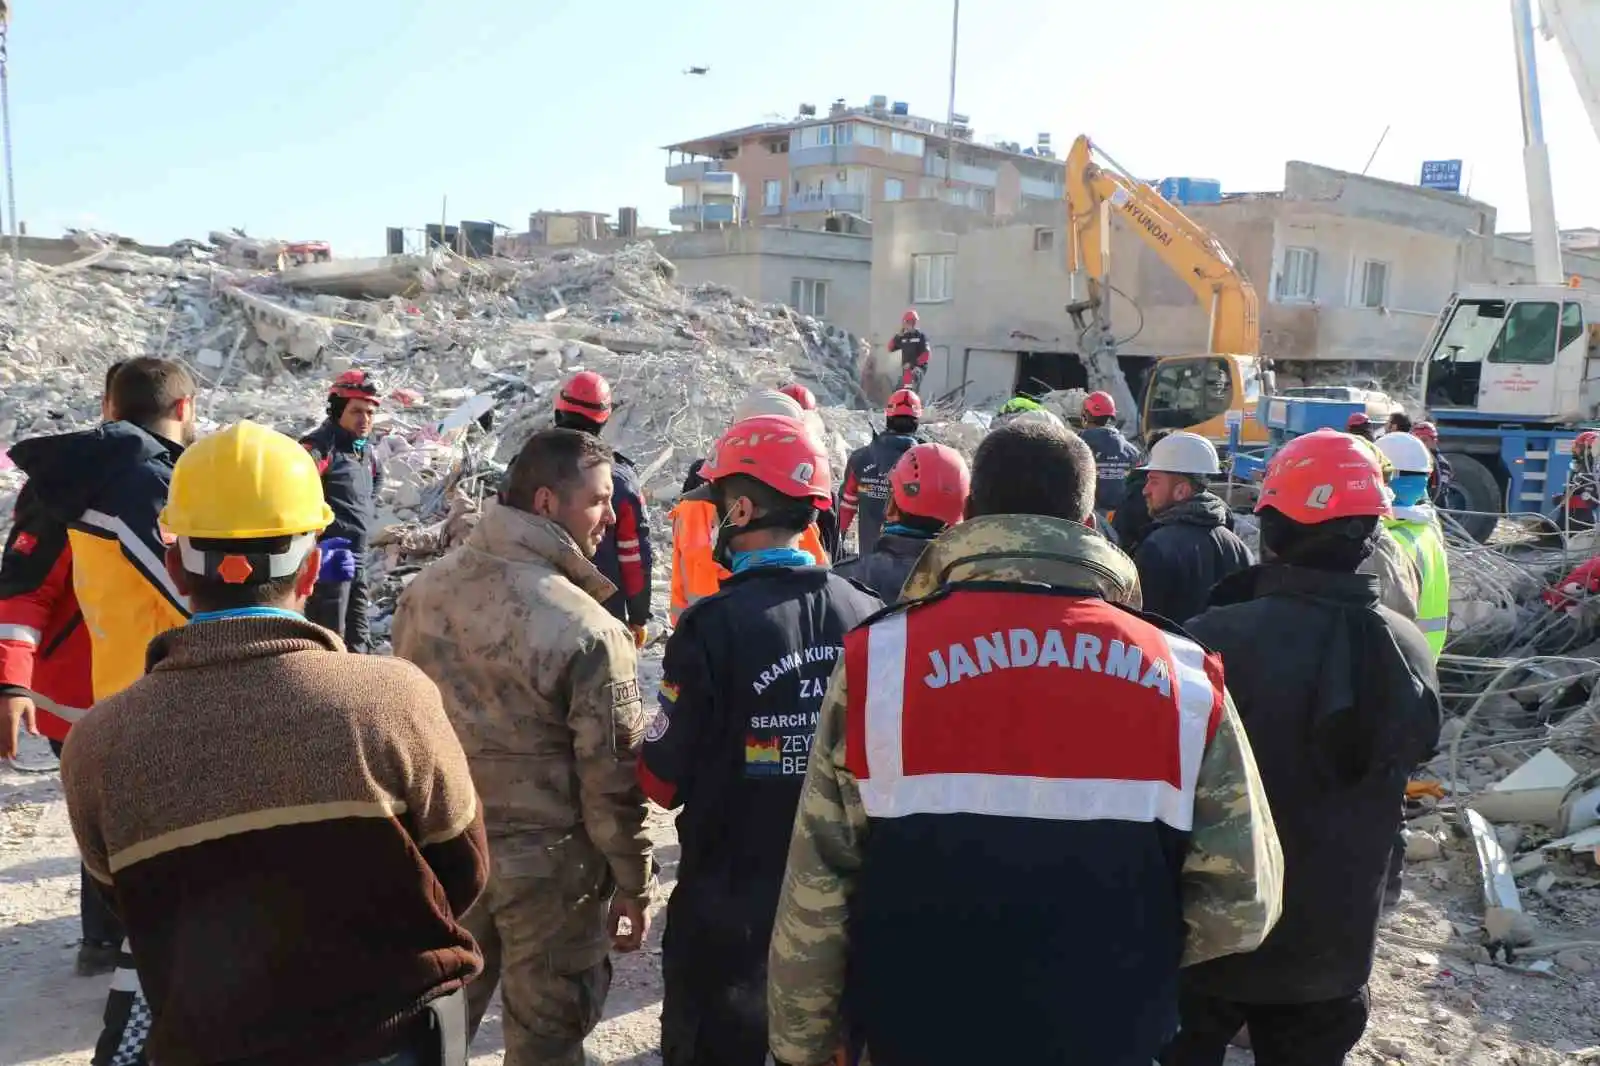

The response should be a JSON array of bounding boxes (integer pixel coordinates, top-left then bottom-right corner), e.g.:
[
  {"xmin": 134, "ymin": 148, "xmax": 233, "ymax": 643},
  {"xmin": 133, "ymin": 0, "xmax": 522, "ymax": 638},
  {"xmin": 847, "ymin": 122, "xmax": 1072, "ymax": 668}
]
[{"xmin": 1065, "ymin": 134, "xmax": 1260, "ymax": 356}]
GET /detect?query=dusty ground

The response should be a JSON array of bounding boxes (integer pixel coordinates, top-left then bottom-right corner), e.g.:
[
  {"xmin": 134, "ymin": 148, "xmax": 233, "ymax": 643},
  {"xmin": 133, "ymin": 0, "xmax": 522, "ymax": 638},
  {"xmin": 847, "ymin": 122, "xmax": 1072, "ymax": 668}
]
[{"xmin": 4, "ymin": 729, "xmax": 1598, "ymax": 1065}]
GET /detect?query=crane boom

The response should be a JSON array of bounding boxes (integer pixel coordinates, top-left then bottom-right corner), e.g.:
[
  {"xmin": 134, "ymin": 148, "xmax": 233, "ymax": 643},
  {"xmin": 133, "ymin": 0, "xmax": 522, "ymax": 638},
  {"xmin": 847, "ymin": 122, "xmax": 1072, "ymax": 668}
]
[{"xmin": 1540, "ymin": 0, "xmax": 1600, "ymax": 151}]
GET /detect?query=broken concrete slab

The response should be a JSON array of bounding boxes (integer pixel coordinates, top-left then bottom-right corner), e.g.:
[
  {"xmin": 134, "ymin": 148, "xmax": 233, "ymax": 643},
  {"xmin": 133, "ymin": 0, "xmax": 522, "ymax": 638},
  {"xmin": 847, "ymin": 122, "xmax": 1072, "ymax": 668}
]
[
  {"xmin": 279, "ymin": 254, "xmax": 441, "ymax": 300},
  {"xmin": 1469, "ymin": 749, "xmax": 1580, "ymax": 827}
]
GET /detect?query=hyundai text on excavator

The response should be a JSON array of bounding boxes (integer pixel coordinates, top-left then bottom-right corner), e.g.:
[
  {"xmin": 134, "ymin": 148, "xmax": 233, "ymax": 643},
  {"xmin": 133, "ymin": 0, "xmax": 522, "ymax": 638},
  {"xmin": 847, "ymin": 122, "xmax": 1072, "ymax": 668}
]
[{"xmin": 1064, "ymin": 133, "xmax": 1271, "ymax": 447}]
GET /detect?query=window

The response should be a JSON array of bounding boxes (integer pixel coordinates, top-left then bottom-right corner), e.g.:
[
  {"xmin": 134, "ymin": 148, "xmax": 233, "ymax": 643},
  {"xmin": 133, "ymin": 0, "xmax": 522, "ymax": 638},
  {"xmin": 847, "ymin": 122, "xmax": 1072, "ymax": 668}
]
[
  {"xmin": 1560, "ymin": 300, "xmax": 1585, "ymax": 349},
  {"xmin": 1146, "ymin": 358, "xmax": 1234, "ymax": 431},
  {"xmin": 762, "ymin": 180, "xmax": 782, "ymax": 208},
  {"xmin": 791, "ymin": 278, "xmax": 829, "ymax": 318},
  {"xmin": 912, "ymin": 253, "xmax": 955, "ymax": 303},
  {"xmin": 853, "ymin": 123, "xmax": 882, "ymax": 147},
  {"xmin": 1359, "ymin": 259, "xmax": 1389, "ymax": 308},
  {"xmin": 1033, "ymin": 228, "xmax": 1056, "ymax": 252},
  {"xmin": 835, "ymin": 123, "xmax": 853, "ymax": 145},
  {"xmin": 1277, "ymin": 246, "xmax": 1316, "ymax": 302},
  {"xmin": 884, "ymin": 178, "xmax": 904, "ymax": 202},
  {"xmin": 816, "ymin": 124, "xmax": 833, "ymax": 147},
  {"xmin": 1488, "ymin": 300, "xmax": 1560, "ymax": 365},
  {"xmin": 891, "ymin": 130, "xmax": 925, "ymax": 156}
]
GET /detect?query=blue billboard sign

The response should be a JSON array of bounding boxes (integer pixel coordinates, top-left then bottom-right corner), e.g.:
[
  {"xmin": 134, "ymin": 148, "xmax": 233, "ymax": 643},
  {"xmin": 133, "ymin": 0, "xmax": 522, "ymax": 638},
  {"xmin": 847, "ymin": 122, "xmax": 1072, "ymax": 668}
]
[{"xmin": 1420, "ymin": 159, "xmax": 1463, "ymax": 192}]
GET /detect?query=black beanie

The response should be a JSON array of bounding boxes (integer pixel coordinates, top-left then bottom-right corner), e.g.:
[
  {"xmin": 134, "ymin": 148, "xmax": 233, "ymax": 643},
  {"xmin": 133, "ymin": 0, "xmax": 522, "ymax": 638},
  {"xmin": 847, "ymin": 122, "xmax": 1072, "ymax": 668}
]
[{"xmin": 1259, "ymin": 508, "xmax": 1381, "ymax": 573}]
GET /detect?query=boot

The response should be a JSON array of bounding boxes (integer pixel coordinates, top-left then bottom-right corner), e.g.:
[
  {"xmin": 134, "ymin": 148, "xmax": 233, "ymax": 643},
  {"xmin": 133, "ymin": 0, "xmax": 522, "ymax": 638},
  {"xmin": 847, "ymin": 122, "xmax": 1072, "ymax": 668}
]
[{"xmin": 75, "ymin": 939, "xmax": 119, "ymax": 976}]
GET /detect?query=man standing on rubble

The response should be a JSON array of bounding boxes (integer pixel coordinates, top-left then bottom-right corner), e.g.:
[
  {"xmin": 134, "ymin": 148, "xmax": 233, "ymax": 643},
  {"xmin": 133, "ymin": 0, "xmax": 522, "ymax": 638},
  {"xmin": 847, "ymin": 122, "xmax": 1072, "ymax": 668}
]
[
  {"xmin": 838, "ymin": 389, "xmax": 923, "ymax": 559},
  {"xmin": 0, "ymin": 360, "xmax": 124, "ymax": 976},
  {"xmin": 640, "ymin": 413, "xmax": 881, "ymax": 1066},
  {"xmin": 301, "ymin": 369, "xmax": 383, "ymax": 652},
  {"xmin": 393, "ymin": 428, "xmax": 655, "ymax": 1066},
  {"xmin": 9, "ymin": 357, "xmax": 195, "ymax": 703},
  {"xmin": 61, "ymin": 421, "xmax": 489, "ymax": 1066},
  {"xmin": 768, "ymin": 419, "xmax": 1283, "ymax": 1066},
  {"xmin": 888, "ymin": 309, "xmax": 931, "ymax": 391},
  {"xmin": 1164, "ymin": 428, "xmax": 1441, "ymax": 1066},
  {"xmin": 1135, "ymin": 432, "xmax": 1254, "ymax": 623},
  {"xmin": 834, "ymin": 442, "xmax": 968, "ymax": 602},
  {"xmin": 553, "ymin": 370, "xmax": 655, "ymax": 646}
]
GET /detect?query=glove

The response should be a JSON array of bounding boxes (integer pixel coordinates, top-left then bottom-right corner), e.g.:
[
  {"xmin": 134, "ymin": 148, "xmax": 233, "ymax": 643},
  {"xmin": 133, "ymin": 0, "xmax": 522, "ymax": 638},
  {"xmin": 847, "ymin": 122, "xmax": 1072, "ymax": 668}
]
[
  {"xmin": 629, "ymin": 624, "xmax": 648, "ymax": 649},
  {"xmin": 317, "ymin": 537, "xmax": 357, "ymax": 584}
]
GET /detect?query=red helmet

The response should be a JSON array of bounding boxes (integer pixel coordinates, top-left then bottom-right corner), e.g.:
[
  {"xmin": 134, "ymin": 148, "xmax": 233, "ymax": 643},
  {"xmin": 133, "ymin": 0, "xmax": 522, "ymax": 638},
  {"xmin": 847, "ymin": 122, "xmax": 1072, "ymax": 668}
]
[
  {"xmin": 1083, "ymin": 391, "xmax": 1116, "ymax": 420},
  {"xmin": 891, "ymin": 443, "xmax": 970, "ymax": 526},
  {"xmin": 1576, "ymin": 430, "xmax": 1599, "ymax": 455},
  {"xmin": 701, "ymin": 414, "xmax": 832, "ymax": 507},
  {"xmin": 1346, "ymin": 412, "xmax": 1371, "ymax": 430},
  {"xmin": 329, "ymin": 369, "xmax": 380, "ymax": 403},
  {"xmin": 555, "ymin": 370, "xmax": 613, "ymax": 424},
  {"xmin": 902, "ymin": 309, "xmax": 919, "ymax": 327},
  {"xmin": 1412, "ymin": 421, "xmax": 1439, "ymax": 447},
  {"xmin": 778, "ymin": 383, "xmax": 818, "ymax": 411},
  {"xmin": 885, "ymin": 388, "xmax": 924, "ymax": 420},
  {"xmin": 1256, "ymin": 428, "xmax": 1393, "ymax": 522}
]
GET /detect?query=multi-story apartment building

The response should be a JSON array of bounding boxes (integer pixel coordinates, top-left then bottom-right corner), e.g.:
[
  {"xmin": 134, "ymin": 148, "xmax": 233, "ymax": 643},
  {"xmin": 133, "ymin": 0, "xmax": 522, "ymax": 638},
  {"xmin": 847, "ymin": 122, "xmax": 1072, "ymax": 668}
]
[{"xmin": 662, "ymin": 96, "xmax": 1067, "ymax": 231}]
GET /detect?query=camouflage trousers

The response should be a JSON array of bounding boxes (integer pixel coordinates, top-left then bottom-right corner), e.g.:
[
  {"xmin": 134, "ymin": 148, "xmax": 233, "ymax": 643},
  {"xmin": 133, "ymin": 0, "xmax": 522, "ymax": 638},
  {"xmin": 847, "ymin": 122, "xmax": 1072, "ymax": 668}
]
[{"xmin": 464, "ymin": 835, "xmax": 614, "ymax": 1066}]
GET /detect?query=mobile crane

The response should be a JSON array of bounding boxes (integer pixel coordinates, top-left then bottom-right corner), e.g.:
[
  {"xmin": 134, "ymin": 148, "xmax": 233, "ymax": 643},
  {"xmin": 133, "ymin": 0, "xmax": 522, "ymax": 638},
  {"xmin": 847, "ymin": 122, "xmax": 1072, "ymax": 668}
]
[
  {"xmin": 1065, "ymin": 133, "xmax": 1271, "ymax": 446},
  {"xmin": 1419, "ymin": 0, "xmax": 1600, "ymax": 540}
]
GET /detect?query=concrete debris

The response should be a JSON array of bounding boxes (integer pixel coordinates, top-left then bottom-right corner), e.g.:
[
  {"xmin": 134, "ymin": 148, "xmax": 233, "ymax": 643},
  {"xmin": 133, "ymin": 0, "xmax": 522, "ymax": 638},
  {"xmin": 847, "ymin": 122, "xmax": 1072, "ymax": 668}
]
[{"xmin": 1469, "ymin": 750, "xmax": 1581, "ymax": 828}]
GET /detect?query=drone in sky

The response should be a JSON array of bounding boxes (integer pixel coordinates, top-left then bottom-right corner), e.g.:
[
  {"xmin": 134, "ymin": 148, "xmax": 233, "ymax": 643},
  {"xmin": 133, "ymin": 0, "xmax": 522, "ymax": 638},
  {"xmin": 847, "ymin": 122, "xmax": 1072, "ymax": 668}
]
[{"xmin": 684, "ymin": 65, "xmax": 710, "ymax": 76}]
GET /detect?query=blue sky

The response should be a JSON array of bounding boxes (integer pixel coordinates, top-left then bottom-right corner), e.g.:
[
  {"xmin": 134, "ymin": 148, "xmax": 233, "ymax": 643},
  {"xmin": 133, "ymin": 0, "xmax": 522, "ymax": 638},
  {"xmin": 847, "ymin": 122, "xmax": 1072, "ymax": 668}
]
[{"xmin": 13, "ymin": 0, "xmax": 1600, "ymax": 255}]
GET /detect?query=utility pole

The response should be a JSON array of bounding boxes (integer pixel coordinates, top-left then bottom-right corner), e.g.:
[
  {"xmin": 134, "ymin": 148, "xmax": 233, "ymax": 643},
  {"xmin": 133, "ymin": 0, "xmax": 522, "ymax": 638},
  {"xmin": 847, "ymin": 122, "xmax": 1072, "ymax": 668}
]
[
  {"xmin": 943, "ymin": 0, "xmax": 960, "ymax": 189},
  {"xmin": 0, "ymin": 1, "xmax": 17, "ymax": 269}
]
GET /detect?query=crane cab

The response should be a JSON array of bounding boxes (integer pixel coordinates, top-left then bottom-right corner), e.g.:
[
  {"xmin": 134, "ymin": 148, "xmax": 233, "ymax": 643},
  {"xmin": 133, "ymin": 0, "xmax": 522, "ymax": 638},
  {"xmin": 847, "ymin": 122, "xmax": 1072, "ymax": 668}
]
[{"xmin": 1140, "ymin": 352, "xmax": 1270, "ymax": 447}]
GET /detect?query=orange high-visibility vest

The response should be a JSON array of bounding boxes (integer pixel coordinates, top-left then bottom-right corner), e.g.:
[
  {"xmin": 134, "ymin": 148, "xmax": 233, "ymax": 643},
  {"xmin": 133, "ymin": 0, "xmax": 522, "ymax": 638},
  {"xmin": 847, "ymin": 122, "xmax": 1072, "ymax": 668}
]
[{"xmin": 668, "ymin": 494, "xmax": 830, "ymax": 624}]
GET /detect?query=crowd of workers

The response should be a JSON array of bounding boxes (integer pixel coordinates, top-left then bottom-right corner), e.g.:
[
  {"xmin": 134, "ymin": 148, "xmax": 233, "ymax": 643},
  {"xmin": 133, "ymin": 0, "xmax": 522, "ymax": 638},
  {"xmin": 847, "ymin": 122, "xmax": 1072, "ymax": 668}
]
[{"xmin": 0, "ymin": 355, "xmax": 1455, "ymax": 1066}]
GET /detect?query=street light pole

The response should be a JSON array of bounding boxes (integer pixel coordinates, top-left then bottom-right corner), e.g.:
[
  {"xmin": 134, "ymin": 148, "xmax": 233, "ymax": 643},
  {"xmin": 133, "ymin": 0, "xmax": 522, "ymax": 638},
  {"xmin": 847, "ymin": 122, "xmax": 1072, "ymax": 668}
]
[{"xmin": 943, "ymin": 0, "xmax": 960, "ymax": 189}]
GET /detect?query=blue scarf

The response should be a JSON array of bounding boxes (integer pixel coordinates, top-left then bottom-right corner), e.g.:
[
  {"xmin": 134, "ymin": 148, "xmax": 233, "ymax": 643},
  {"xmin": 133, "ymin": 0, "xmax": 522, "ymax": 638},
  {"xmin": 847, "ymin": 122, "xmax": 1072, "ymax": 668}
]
[
  {"xmin": 882, "ymin": 522, "xmax": 937, "ymax": 540},
  {"xmin": 188, "ymin": 606, "xmax": 303, "ymax": 625},
  {"xmin": 730, "ymin": 547, "xmax": 816, "ymax": 573}
]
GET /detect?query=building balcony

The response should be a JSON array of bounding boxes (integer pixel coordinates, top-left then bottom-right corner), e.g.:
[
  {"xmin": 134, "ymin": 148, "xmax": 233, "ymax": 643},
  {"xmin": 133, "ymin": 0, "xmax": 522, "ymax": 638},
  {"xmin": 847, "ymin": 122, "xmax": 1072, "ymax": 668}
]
[
  {"xmin": 922, "ymin": 155, "xmax": 1000, "ymax": 187},
  {"xmin": 670, "ymin": 202, "xmax": 738, "ymax": 226},
  {"xmin": 665, "ymin": 160, "xmax": 736, "ymax": 185},
  {"xmin": 789, "ymin": 144, "xmax": 876, "ymax": 169},
  {"xmin": 789, "ymin": 192, "xmax": 865, "ymax": 214}
]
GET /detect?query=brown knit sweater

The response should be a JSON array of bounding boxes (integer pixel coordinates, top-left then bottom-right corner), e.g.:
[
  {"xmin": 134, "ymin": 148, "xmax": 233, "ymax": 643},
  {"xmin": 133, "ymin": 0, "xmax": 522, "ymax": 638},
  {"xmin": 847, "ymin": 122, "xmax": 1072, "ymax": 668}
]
[{"xmin": 61, "ymin": 614, "xmax": 489, "ymax": 1066}]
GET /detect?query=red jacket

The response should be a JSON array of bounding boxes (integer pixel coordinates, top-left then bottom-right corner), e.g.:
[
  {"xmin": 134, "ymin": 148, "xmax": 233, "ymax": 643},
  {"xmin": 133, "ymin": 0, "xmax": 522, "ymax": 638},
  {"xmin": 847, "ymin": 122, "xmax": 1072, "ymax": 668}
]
[{"xmin": 0, "ymin": 481, "xmax": 93, "ymax": 741}]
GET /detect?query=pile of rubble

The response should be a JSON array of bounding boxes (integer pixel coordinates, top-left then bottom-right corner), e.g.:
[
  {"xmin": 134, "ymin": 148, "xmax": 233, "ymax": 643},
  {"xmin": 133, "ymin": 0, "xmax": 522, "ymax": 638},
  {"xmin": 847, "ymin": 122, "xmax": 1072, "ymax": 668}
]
[{"xmin": 0, "ymin": 240, "xmax": 987, "ymax": 642}]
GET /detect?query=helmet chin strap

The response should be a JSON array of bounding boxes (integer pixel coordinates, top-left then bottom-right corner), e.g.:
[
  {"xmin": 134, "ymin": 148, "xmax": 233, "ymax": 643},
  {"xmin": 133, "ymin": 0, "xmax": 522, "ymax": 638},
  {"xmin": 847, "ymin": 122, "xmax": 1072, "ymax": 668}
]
[{"xmin": 711, "ymin": 495, "xmax": 814, "ymax": 568}]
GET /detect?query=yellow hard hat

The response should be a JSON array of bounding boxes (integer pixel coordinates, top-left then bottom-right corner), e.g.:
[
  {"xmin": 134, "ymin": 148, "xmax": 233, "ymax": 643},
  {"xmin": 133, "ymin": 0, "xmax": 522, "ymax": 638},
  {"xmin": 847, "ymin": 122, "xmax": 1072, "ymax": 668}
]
[{"xmin": 161, "ymin": 420, "xmax": 335, "ymax": 540}]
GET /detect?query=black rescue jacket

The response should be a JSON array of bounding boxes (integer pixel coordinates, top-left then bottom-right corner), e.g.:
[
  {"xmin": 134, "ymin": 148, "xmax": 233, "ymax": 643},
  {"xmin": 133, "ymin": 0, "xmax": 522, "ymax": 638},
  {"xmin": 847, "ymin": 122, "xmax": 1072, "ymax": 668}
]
[
  {"xmin": 1182, "ymin": 564, "xmax": 1441, "ymax": 1002},
  {"xmin": 1133, "ymin": 493, "xmax": 1253, "ymax": 624},
  {"xmin": 300, "ymin": 421, "xmax": 382, "ymax": 553},
  {"xmin": 1080, "ymin": 425, "xmax": 1144, "ymax": 513},
  {"xmin": 832, "ymin": 531, "xmax": 933, "ymax": 603}
]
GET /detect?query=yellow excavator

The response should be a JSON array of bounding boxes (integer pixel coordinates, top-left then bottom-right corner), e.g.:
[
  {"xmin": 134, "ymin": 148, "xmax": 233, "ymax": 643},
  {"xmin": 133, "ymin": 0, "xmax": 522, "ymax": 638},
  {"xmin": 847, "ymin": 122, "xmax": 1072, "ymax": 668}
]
[{"xmin": 1065, "ymin": 134, "xmax": 1270, "ymax": 446}]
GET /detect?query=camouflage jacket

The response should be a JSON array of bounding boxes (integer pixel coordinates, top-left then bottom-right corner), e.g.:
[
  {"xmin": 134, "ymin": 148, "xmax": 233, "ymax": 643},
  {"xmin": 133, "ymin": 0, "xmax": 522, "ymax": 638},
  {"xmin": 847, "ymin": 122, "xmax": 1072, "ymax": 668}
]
[
  {"xmin": 392, "ymin": 503, "xmax": 653, "ymax": 901},
  {"xmin": 767, "ymin": 515, "xmax": 1284, "ymax": 1065}
]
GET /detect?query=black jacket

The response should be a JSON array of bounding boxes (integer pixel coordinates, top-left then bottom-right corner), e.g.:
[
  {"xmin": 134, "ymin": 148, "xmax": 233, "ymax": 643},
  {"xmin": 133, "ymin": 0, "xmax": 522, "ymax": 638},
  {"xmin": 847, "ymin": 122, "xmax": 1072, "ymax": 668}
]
[
  {"xmin": 841, "ymin": 432, "xmax": 920, "ymax": 557},
  {"xmin": 1133, "ymin": 493, "xmax": 1253, "ymax": 624},
  {"xmin": 300, "ymin": 421, "xmax": 382, "ymax": 552},
  {"xmin": 832, "ymin": 531, "xmax": 932, "ymax": 602},
  {"xmin": 640, "ymin": 566, "xmax": 882, "ymax": 981},
  {"xmin": 592, "ymin": 451, "xmax": 653, "ymax": 626},
  {"xmin": 888, "ymin": 328, "xmax": 931, "ymax": 368},
  {"xmin": 1112, "ymin": 470, "xmax": 1153, "ymax": 551},
  {"xmin": 1183, "ymin": 565, "xmax": 1441, "ymax": 1002},
  {"xmin": 1080, "ymin": 426, "xmax": 1143, "ymax": 513}
]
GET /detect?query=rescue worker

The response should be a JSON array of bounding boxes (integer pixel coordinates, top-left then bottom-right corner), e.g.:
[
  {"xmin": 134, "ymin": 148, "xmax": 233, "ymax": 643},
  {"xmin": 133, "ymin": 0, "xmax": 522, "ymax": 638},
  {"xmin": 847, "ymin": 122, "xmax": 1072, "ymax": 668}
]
[
  {"xmin": 1165, "ymin": 428, "xmax": 1441, "ymax": 1066},
  {"xmin": 839, "ymin": 389, "xmax": 923, "ymax": 558},
  {"xmin": 670, "ymin": 391, "xmax": 831, "ymax": 624},
  {"xmin": 301, "ymin": 369, "xmax": 383, "ymax": 652},
  {"xmin": 553, "ymin": 370, "xmax": 655, "ymax": 646},
  {"xmin": 9, "ymin": 357, "xmax": 195, "ymax": 704},
  {"xmin": 1385, "ymin": 410, "xmax": 1413, "ymax": 435},
  {"xmin": 1113, "ymin": 428, "xmax": 1173, "ymax": 552},
  {"xmin": 1350, "ymin": 438, "xmax": 1423, "ymax": 622},
  {"xmin": 393, "ymin": 427, "xmax": 654, "ymax": 1066},
  {"xmin": 1134, "ymin": 431, "xmax": 1254, "ymax": 623},
  {"xmin": 1345, "ymin": 411, "xmax": 1375, "ymax": 441},
  {"xmin": 640, "ymin": 413, "xmax": 882, "ymax": 1066},
  {"xmin": 768, "ymin": 419, "xmax": 1284, "ymax": 1066},
  {"xmin": 777, "ymin": 382, "xmax": 841, "ymax": 557},
  {"xmin": 834, "ymin": 442, "xmax": 969, "ymax": 602},
  {"xmin": 1412, "ymin": 421, "xmax": 1455, "ymax": 505},
  {"xmin": 887, "ymin": 309, "xmax": 930, "ymax": 390},
  {"xmin": 995, "ymin": 398, "xmax": 1066, "ymax": 430},
  {"xmin": 1376, "ymin": 431, "xmax": 1450, "ymax": 659},
  {"xmin": 1078, "ymin": 389, "xmax": 1143, "ymax": 532},
  {"xmin": 0, "ymin": 360, "xmax": 124, "ymax": 976},
  {"xmin": 60, "ymin": 421, "xmax": 488, "ymax": 1066}
]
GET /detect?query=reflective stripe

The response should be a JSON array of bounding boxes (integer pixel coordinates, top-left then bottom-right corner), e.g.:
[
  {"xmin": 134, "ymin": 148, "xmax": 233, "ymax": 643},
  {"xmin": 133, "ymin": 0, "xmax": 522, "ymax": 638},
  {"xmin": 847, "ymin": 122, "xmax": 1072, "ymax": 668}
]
[
  {"xmin": 78, "ymin": 509, "xmax": 187, "ymax": 613},
  {"xmin": 617, "ymin": 539, "xmax": 640, "ymax": 549},
  {"xmin": 618, "ymin": 552, "xmax": 643, "ymax": 563},
  {"xmin": 1416, "ymin": 617, "xmax": 1449, "ymax": 633},
  {"xmin": 855, "ymin": 613, "xmax": 1215, "ymax": 830},
  {"xmin": 0, "ymin": 623, "xmax": 42, "ymax": 646}
]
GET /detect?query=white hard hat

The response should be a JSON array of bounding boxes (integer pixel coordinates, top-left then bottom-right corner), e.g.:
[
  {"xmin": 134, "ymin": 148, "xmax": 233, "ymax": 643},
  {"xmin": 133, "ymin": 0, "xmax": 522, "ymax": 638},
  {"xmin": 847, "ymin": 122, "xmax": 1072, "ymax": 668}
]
[
  {"xmin": 1144, "ymin": 431, "xmax": 1221, "ymax": 476},
  {"xmin": 734, "ymin": 388, "xmax": 804, "ymax": 423},
  {"xmin": 1376, "ymin": 430, "xmax": 1433, "ymax": 475}
]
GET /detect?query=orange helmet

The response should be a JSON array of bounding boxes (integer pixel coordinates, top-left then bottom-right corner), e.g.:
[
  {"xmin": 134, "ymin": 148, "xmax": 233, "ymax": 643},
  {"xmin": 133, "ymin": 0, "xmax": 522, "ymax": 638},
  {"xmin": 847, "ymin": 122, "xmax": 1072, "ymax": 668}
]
[
  {"xmin": 701, "ymin": 414, "xmax": 832, "ymax": 508},
  {"xmin": 554, "ymin": 370, "xmax": 613, "ymax": 424},
  {"xmin": 329, "ymin": 369, "xmax": 380, "ymax": 403},
  {"xmin": 890, "ymin": 443, "xmax": 970, "ymax": 527},
  {"xmin": 1083, "ymin": 391, "xmax": 1116, "ymax": 420},
  {"xmin": 1412, "ymin": 421, "xmax": 1438, "ymax": 448},
  {"xmin": 885, "ymin": 388, "xmax": 924, "ymax": 420},
  {"xmin": 1256, "ymin": 428, "xmax": 1393, "ymax": 522},
  {"xmin": 778, "ymin": 383, "xmax": 818, "ymax": 411},
  {"xmin": 902, "ymin": 309, "xmax": 919, "ymax": 327}
]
